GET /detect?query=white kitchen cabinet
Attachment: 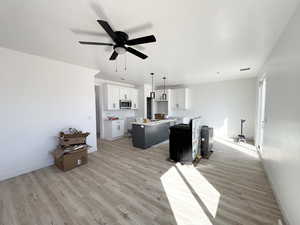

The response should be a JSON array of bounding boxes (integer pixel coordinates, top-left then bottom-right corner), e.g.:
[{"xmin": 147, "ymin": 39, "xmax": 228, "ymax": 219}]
[
  {"xmin": 130, "ymin": 88, "xmax": 139, "ymax": 109},
  {"xmin": 104, "ymin": 84, "xmax": 139, "ymax": 110},
  {"xmin": 104, "ymin": 119, "xmax": 124, "ymax": 140},
  {"xmin": 104, "ymin": 84, "xmax": 120, "ymax": 110},
  {"xmin": 119, "ymin": 87, "xmax": 131, "ymax": 100},
  {"xmin": 170, "ymin": 88, "xmax": 189, "ymax": 110}
]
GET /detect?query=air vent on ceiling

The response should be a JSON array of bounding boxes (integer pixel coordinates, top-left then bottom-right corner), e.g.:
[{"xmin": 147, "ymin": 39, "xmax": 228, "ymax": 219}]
[{"xmin": 240, "ymin": 67, "xmax": 251, "ymax": 71}]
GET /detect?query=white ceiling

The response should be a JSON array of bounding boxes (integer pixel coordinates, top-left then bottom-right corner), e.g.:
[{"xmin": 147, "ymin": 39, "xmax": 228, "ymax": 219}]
[{"xmin": 0, "ymin": 0, "xmax": 299, "ymax": 86}]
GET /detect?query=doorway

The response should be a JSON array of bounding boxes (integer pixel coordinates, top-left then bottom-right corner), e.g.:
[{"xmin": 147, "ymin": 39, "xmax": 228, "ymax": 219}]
[
  {"xmin": 257, "ymin": 77, "xmax": 267, "ymax": 152},
  {"xmin": 95, "ymin": 85, "xmax": 101, "ymax": 139}
]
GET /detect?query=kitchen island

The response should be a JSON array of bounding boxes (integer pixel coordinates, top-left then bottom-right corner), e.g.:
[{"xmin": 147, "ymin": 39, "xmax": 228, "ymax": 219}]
[{"xmin": 131, "ymin": 119, "xmax": 175, "ymax": 149}]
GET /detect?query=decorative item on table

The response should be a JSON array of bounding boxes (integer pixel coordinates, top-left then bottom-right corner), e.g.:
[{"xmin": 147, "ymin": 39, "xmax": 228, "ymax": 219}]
[{"xmin": 143, "ymin": 118, "xmax": 150, "ymax": 123}]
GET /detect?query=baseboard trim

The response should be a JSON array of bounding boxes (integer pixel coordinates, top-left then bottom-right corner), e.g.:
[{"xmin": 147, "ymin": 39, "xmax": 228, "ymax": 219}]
[
  {"xmin": 257, "ymin": 150, "xmax": 290, "ymax": 225},
  {"xmin": 0, "ymin": 148, "xmax": 98, "ymax": 182},
  {"xmin": 0, "ymin": 158, "xmax": 53, "ymax": 182}
]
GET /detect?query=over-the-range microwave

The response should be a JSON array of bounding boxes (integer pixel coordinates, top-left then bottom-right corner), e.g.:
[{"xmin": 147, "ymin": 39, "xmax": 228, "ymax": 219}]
[{"xmin": 120, "ymin": 100, "xmax": 132, "ymax": 109}]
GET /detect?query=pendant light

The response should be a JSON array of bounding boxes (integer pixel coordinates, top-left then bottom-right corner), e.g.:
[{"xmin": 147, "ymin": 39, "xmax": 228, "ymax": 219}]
[
  {"xmin": 162, "ymin": 76, "xmax": 167, "ymax": 100},
  {"xmin": 150, "ymin": 73, "xmax": 155, "ymax": 99}
]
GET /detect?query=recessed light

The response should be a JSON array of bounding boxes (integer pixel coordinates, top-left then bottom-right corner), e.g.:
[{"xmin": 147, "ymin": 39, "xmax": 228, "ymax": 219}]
[{"xmin": 240, "ymin": 67, "xmax": 251, "ymax": 71}]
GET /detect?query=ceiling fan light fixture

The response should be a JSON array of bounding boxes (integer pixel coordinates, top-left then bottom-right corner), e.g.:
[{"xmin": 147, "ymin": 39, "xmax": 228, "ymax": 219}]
[
  {"xmin": 114, "ymin": 46, "xmax": 127, "ymax": 55},
  {"xmin": 79, "ymin": 20, "xmax": 156, "ymax": 60}
]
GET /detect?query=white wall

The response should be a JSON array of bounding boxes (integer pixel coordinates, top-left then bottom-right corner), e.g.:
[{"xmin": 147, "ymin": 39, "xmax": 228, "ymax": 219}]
[
  {"xmin": 0, "ymin": 47, "xmax": 98, "ymax": 181},
  {"xmin": 257, "ymin": 5, "xmax": 300, "ymax": 225},
  {"xmin": 170, "ymin": 78, "xmax": 256, "ymax": 139}
]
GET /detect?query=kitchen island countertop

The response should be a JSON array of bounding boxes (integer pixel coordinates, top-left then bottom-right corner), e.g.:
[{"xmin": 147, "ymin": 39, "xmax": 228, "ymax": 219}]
[{"xmin": 131, "ymin": 119, "xmax": 176, "ymax": 126}]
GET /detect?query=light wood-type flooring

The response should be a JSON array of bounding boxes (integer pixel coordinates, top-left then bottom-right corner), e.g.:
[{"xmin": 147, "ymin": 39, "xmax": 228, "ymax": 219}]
[{"xmin": 0, "ymin": 138, "xmax": 282, "ymax": 225}]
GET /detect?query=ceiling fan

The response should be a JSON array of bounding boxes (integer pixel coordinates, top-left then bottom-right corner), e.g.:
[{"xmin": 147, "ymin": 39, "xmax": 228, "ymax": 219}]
[{"xmin": 79, "ymin": 20, "xmax": 156, "ymax": 60}]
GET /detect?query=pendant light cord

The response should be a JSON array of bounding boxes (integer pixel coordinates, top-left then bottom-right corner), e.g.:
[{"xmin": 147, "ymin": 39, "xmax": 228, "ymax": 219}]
[
  {"xmin": 151, "ymin": 73, "xmax": 154, "ymax": 92},
  {"xmin": 124, "ymin": 54, "xmax": 127, "ymax": 71},
  {"xmin": 152, "ymin": 76, "xmax": 153, "ymax": 92},
  {"xmin": 115, "ymin": 59, "xmax": 118, "ymax": 72}
]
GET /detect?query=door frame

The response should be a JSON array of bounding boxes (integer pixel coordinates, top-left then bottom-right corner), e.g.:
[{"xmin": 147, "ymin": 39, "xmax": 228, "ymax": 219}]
[
  {"xmin": 256, "ymin": 75, "xmax": 267, "ymax": 152},
  {"xmin": 95, "ymin": 84, "xmax": 103, "ymax": 139}
]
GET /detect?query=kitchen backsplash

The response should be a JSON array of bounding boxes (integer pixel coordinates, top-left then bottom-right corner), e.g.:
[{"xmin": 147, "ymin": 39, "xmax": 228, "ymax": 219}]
[
  {"xmin": 103, "ymin": 110, "xmax": 136, "ymax": 120},
  {"xmin": 103, "ymin": 110, "xmax": 137, "ymax": 132}
]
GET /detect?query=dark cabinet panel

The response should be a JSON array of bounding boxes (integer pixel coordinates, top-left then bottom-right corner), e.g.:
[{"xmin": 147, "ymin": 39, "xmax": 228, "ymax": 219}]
[{"xmin": 132, "ymin": 122, "xmax": 170, "ymax": 149}]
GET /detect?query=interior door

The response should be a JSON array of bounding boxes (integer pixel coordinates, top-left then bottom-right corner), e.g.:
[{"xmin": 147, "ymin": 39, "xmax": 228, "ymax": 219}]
[
  {"xmin": 94, "ymin": 86, "xmax": 101, "ymax": 138},
  {"xmin": 257, "ymin": 78, "xmax": 267, "ymax": 151}
]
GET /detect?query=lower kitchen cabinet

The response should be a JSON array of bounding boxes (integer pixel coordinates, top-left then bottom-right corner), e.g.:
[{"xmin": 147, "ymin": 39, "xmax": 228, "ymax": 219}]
[{"xmin": 103, "ymin": 119, "xmax": 125, "ymax": 140}]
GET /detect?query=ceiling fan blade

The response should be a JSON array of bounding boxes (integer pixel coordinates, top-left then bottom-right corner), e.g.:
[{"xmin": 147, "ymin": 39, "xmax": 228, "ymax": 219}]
[
  {"xmin": 97, "ymin": 20, "xmax": 117, "ymax": 42},
  {"xmin": 109, "ymin": 51, "xmax": 118, "ymax": 60},
  {"xmin": 71, "ymin": 28, "xmax": 108, "ymax": 37},
  {"xmin": 123, "ymin": 22, "xmax": 153, "ymax": 34},
  {"xmin": 126, "ymin": 47, "xmax": 148, "ymax": 59},
  {"xmin": 79, "ymin": 41, "xmax": 113, "ymax": 46},
  {"xmin": 126, "ymin": 35, "xmax": 156, "ymax": 46}
]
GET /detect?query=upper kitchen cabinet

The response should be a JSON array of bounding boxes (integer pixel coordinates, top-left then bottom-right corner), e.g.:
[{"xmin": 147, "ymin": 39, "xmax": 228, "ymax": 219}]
[
  {"xmin": 170, "ymin": 88, "xmax": 189, "ymax": 110},
  {"xmin": 130, "ymin": 88, "xmax": 139, "ymax": 109},
  {"xmin": 104, "ymin": 84, "xmax": 120, "ymax": 110},
  {"xmin": 119, "ymin": 87, "xmax": 131, "ymax": 100},
  {"xmin": 104, "ymin": 84, "xmax": 139, "ymax": 110}
]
